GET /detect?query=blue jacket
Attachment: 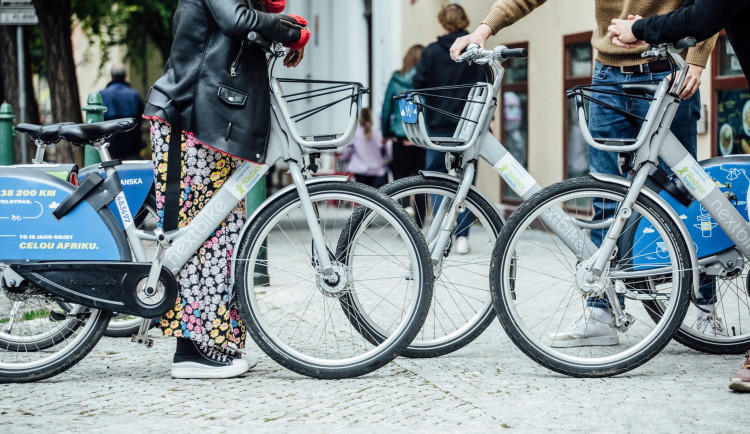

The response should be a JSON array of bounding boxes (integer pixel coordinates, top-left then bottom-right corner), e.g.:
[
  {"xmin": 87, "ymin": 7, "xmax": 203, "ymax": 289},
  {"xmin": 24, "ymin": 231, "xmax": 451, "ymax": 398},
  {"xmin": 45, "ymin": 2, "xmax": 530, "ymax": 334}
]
[{"xmin": 100, "ymin": 81, "xmax": 145, "ymax": 158}]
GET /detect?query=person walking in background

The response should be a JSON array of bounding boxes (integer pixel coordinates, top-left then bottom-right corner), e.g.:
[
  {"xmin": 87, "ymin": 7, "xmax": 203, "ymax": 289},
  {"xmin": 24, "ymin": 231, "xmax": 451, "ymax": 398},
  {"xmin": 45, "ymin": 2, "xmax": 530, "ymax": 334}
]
[
  {"xmin": 413, "ymin": 3, "xmax": 488, "ymax": 255},
  {"xmin": 340, "ymin": 107, "xmax": 392, "ymax": 188},
  {"xmin": 381, "ymin": 44, "xmax": 426, "ymax": 223},
  {"xmin": 100, "ymin": 65, "xmax": 145, "ymax": 160},
  {"xmin": 450, "ymin": 0, "xmax": 720, "ymax": 347}
]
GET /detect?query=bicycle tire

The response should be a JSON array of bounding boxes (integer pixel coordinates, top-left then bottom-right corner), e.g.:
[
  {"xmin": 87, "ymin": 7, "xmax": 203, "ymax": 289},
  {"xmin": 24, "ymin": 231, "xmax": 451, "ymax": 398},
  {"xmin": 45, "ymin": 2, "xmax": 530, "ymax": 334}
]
[
  {"xmin": 644, "ymin": 261, "xmax": 750, "ymax": 354},
  {"xmin": 341, "ymin": 175, "xmax": 503, "ymax": 357},
  {"xmin": 234, "ymin": 181, "xmax": 432, "ymax": 379},
  {"xmin": 490, "ymin": 177, "xmax": 691, "ymax": 377}
]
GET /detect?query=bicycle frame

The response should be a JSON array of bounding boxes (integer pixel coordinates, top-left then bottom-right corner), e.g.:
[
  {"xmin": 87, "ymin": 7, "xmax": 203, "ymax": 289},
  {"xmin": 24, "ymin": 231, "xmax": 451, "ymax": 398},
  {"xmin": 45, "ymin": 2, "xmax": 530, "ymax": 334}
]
[{"xmin": 400, "ymin": 47, "xmax": 598, "ymax": 266}]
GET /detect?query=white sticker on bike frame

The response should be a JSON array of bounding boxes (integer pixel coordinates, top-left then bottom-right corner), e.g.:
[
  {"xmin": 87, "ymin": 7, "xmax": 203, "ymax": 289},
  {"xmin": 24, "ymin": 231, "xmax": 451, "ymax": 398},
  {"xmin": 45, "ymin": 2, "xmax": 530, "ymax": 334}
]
[
  {"xmin": 225, "ymin": 162, "xmax": 269, "ymax": 200},
  {"xmin": 672, "ymin": 155, "xmax": 716, "ymax": 201},
  {"xmin": 494, "ymin": 153, "xmax": 536, "ymax": 197},
  {"xmin": 115, "ymin": 191, "xmax": 134, "ymax": 230}
]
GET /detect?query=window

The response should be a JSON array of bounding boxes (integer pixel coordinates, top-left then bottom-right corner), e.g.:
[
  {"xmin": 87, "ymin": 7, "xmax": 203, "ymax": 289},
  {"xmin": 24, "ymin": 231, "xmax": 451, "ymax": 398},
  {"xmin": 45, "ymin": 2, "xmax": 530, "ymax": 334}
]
[
  {"xmin": 500, "ymin": 42, "xmax": 529, "ymax": 203},
  {"xmin": 563, "ymin": 32, "xmax": 593, "ymax": 179},
  {"xmin": 711, "ymin": 33, "xmax": 750, "ymax": 157}
]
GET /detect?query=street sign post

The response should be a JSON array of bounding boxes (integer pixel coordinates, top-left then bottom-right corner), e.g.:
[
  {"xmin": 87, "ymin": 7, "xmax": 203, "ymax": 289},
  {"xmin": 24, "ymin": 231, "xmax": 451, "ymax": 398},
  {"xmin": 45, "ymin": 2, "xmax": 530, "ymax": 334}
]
[
  {"xmin": 0, "ymin": 0, "xmax": 37, "ymax": 25},
  {"xmin": 1, "ymin": 0, "xmax": 37, "ymax": 163}
]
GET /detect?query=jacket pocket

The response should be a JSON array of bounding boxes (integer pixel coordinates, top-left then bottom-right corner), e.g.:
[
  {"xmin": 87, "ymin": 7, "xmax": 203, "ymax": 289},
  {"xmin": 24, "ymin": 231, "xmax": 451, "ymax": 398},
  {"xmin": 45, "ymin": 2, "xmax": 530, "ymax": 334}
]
[{"xmin": 217, "ymin": 84, "xmax": 248, "ymax": 107}]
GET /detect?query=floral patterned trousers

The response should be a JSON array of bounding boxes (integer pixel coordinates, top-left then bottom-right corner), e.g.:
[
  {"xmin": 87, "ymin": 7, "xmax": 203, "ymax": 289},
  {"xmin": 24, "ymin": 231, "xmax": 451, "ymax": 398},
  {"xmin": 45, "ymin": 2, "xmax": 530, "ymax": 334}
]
[{"xmin": 149, "ymin": 118, "xmax": 246, "ymax": 349}]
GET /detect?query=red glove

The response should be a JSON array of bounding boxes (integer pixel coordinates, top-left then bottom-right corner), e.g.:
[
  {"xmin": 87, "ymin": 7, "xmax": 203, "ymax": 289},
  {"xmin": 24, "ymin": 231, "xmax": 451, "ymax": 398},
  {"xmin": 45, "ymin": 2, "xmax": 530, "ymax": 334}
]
[
  {"xmin": 285, "ymin": 14, "xmax": 310, "ymax": 50},
  {"xmin": 259, "ymin": 0, "xmax": 286, "ymax": 13}
]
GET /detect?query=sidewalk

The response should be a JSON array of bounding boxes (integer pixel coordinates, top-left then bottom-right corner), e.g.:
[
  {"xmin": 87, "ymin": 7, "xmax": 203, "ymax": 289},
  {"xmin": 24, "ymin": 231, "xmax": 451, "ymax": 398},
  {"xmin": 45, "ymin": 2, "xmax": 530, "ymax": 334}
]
[{"xmin": 0, "ymin": 321, "xmax": 745, "ymax": 433}]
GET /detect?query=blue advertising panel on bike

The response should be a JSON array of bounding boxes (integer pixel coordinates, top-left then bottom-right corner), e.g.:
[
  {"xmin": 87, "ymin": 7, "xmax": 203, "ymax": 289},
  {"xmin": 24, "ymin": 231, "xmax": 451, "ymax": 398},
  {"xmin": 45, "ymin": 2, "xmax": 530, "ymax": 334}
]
[
  {"xmin": 632, "ymin": 157, "xmax": 750, "ymax": 269},
  {"xmin": 0, "ymin": 167, "xmax": 120, "ymax": 261}
]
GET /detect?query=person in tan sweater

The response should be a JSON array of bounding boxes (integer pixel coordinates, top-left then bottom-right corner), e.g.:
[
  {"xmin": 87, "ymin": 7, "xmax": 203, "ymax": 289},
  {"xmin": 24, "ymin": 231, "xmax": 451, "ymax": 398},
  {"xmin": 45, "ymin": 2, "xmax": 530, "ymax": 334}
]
[{"xmin": 451, "ymin": 0, "xmax": 722, "ymax": 347}]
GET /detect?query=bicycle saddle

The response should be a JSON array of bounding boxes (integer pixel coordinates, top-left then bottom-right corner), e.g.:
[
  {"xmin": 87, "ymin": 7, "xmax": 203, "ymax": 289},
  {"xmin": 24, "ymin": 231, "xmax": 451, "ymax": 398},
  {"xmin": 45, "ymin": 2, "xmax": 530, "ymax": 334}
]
[
  {"xmin": 15, "ymin": 122, "xmax": 75, "ymax": 143},
  {"xmin": 58, "ymin": 118, "xmax": 138, "ymax": 146}
]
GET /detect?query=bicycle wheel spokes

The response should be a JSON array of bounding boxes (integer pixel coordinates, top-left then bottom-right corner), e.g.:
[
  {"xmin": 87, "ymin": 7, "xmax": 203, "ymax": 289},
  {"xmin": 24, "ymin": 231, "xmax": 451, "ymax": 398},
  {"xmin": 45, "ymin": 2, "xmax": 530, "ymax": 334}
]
[
  {"xmin": 492, "ymin": 178, "xmax": 690, "ymax": 376},
  {"xmin": 236, "ymin": 182, "xmax": 431, "ymax": 378}
]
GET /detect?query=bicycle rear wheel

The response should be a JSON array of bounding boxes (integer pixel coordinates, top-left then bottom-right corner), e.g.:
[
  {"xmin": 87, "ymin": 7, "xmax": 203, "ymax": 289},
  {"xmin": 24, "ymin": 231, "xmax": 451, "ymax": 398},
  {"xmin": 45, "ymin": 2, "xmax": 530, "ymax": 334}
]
[
  {"xmin": 370, "ymin": 176, "xmax": 503, "ymax": 357},
  {"xmin": 490, "ymin": 177, "xmax": 691, "ymax": 377},
  {"xmin": 0, "ymin": 276, "xmax": 111, "ymax": 382},
  {"xmin": 234, "ymin": 181, "xmax": 432, "ymax": 379}
]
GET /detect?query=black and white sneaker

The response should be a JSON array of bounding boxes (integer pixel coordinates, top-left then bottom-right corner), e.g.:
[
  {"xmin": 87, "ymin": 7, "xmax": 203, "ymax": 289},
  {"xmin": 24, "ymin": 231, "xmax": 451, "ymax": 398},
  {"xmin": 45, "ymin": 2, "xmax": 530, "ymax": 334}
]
[{"xmin": 171, "ymin": 338, "xmax": 257, "ymax": 379}]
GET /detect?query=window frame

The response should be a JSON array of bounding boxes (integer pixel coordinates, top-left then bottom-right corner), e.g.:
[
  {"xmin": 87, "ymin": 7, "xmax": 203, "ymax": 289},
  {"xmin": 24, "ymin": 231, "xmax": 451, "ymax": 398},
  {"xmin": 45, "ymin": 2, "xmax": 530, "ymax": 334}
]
[
  {"xmin": 500, "ymin": 41, "xmax": 529, "ymax": 205},
  {"xmin": 562, "ymin": 32, "xmax": 593, "ymax": 179},
  {"xmin": 710, "ymin": 31, "xmax": 750, "ymax": 157}
]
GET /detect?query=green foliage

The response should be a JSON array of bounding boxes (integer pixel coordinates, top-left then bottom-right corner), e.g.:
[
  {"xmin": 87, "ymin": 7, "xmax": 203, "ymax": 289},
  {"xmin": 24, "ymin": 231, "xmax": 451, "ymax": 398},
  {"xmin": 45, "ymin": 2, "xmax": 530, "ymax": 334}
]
[{"xmin": 72, "ymin": 0, "xmax": 177, "ymax": 71}]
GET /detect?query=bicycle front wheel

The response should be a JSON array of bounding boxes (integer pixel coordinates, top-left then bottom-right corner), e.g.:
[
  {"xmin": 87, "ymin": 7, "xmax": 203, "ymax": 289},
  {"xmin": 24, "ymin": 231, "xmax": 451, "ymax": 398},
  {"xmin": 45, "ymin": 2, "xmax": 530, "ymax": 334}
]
[
  {"xmin": 234, "ymin": 181, "xmax": 432, "ymax": 379},
  {"xmin": 490, "ymin": 177, "xmax": 691, "ymax": 377},
  {"xmin": 377, "ymin": 175, "xmax": 503, "ymax": 357}
]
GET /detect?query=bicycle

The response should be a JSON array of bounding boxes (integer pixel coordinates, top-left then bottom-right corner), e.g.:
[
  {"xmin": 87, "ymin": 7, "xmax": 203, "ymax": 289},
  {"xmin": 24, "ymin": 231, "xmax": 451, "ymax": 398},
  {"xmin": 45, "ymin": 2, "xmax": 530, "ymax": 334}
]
[
  {"xmin": 0, "ymin": 38, "xmax": 433, "ymax": 382},
  {"xmin": 354, "ymin": 44, "xmax": 530, "ymax": 358},
  {"xmin": 489, "ymin": 38, "xmax": 749, "ymax": 377},
  {"xmin": 6, "ymin": 123, "xmax": 158, "ymax": 339}
]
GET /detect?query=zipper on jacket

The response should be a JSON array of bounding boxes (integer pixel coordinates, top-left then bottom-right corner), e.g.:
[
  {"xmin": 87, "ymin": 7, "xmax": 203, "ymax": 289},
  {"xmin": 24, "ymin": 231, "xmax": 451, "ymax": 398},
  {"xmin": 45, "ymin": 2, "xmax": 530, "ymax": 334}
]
[{"xmin": 230, "ymin": 40, "xmax": 246, "ymax": 77}]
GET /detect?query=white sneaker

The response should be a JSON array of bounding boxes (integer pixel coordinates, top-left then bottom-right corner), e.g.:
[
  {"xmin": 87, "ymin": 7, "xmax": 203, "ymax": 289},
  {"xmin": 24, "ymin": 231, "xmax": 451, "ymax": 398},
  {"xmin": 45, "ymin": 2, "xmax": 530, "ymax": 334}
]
[
  {"xmin": 696, "ymin": 310, "xmax": 728, "ymax": 336},
  {"xmin": 171, "ymin": 339, "xmax": 257, "ymax": 379},
  {"xmin": 546, "ymin": 309, "xmax": 619, "ymax": 348},
  {"xmin": 454, "ymin": 236, "xmax": 471, "ymax": 255}
]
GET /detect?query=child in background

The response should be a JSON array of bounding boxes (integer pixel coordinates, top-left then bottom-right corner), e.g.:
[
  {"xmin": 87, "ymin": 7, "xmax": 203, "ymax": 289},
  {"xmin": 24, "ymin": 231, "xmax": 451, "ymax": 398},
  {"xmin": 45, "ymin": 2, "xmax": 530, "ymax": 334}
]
[{"xmin": 340, "ymin": 108, "xmax": 392, "ymax": 188}]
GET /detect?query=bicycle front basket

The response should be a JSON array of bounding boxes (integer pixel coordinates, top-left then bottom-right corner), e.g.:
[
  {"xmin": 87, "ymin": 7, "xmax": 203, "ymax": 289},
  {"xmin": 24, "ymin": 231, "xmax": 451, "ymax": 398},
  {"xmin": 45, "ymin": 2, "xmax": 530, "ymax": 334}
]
[{"xmin": 395, "ymin": 83, "xmax": 494, "ymax": 152}]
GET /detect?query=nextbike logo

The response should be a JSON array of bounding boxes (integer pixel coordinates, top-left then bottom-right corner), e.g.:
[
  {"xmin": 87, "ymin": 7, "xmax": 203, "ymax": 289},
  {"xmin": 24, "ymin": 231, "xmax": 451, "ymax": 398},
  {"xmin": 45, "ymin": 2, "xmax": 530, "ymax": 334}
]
[{"xmin": 69, "ymin": 276, "xmax": 117, "ymax": 287}]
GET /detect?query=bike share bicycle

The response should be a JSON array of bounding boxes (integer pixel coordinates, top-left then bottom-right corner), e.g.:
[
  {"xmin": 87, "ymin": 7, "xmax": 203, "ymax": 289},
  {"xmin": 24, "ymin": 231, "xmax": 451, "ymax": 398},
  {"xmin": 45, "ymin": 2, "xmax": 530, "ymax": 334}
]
[
  {"xmin": 366, "ymin": 44, "xmax": 530, "ymax": 357},
  {"xmin": 3, "ymin": 127, "xmax": 158, "ymax": 339},
  {"xmin": 0, "ymin": 36, "xmax": 433, "ymax": 382},
  {"xmin": 490, "ymin": 38, "xmax": 750, "ymax": 377}
]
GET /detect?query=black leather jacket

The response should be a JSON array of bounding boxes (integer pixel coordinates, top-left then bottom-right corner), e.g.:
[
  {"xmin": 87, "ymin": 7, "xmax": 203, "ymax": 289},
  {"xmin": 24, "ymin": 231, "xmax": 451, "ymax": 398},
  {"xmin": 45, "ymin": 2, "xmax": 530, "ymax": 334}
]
[{"xmin": 144, "ymin": 0, "xmax": 303, "ymax": 163}]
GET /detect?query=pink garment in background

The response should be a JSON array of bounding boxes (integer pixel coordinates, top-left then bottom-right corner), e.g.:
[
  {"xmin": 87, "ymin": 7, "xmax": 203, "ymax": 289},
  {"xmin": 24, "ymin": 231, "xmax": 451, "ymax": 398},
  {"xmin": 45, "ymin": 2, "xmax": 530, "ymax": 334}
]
[{"xmin": 340, "ymin": 126, "xmax": 392, "ymax": 177}]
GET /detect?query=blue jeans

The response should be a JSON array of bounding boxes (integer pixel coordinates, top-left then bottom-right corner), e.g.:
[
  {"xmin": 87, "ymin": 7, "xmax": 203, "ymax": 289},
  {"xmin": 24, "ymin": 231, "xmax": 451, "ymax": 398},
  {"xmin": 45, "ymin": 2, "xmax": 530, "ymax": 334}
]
[
  {"xmin": 425, "ymin": 149, "xmax": 474, "ymax": 238},
  {"xmin": 586, "ymin": 61, "xmax": 715, "ymax": 308}
]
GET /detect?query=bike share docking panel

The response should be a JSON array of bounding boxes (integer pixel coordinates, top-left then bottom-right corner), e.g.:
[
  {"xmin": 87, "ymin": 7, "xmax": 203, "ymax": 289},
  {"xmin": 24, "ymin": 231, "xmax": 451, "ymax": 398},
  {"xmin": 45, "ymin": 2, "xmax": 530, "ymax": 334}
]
[
  {"xmin": 79, "ymin": 161, "xmax": 153, "ymax": 229},
  {"xmin": 0, "ymin": 166, "xmax": 120, "ymax": 261},
  {"xmin": 631, "ymin": 156, "xmax": 750, "ymax": 269}
]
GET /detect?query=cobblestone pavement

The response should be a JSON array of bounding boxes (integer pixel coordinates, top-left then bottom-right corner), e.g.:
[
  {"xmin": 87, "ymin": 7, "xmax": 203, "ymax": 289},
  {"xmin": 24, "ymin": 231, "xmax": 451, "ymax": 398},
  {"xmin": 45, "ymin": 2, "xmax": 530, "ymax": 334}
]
[{"xmin": 0, "ymin": 322, "xmax": 747, "ymax": 433}]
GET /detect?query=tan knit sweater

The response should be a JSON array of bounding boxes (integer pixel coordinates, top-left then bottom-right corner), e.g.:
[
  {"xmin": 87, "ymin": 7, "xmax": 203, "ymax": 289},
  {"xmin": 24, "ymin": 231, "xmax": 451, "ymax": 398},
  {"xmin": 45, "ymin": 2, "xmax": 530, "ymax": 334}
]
[{"xmin": 481, "ymin": 0, "xmax": 717, "ymax": 67}]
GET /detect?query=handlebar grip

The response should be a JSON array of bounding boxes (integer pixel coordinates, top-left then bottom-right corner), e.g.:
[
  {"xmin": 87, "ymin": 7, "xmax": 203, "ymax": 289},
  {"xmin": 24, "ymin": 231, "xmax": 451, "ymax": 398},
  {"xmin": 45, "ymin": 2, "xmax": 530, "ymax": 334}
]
[
  {"xmin": 247, "ymin": 31, "xmax": 272, "ymax": 52},
  {"xmin": 674, "ymin": 37, "xmax": 697, "ymax": 50},
  {"xmin": 500, "ymin": 48, "xmax": 528, "ymax": 59}
]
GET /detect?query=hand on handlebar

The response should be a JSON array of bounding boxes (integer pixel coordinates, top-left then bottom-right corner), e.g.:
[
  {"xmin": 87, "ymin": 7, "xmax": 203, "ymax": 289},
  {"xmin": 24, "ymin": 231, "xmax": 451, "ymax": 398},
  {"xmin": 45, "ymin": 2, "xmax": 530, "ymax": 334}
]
[
  {"xmin": 449, "ymin": 23, "xmax": 493, "ymax": 60},
  {"xmin": 671, "ymin": 64, "xmax": 703, "ymax": 100},
  {"xmin": 283, "ymin": 48, "xmax": 305, "ymax": 68}
]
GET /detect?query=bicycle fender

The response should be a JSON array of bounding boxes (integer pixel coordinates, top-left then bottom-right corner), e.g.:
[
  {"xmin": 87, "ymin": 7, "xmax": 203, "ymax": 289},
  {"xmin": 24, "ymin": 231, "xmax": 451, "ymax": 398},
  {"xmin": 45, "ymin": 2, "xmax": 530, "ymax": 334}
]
[
  {"xmin": 0, "ymin": 166, "xmax": 130, "ymax": 262},
  {"xmin": 418, "ymin": 170, "xmax": 505, "ymax": 222},
  {"xmin": 591, "ymin": 172, "xmax": 701, "ymax": 302},
  {"xmin": 229, "ymin": 175, "xmax": 350, "ymax": 282}
]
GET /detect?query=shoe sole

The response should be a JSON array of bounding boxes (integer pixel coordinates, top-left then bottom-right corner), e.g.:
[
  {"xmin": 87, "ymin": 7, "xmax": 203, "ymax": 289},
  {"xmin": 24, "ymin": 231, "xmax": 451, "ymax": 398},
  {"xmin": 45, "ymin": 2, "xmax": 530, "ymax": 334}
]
[
  {"xmin": 171, "ymin": 360, "xmax": 253, "ymax": 379},
  {"xmin": 729, "ymin": 378, "xmax": 750, "ymax": 392},
  {"xmin": 546, "ymin": 336, "xmax": 619, "ymax": 348}
]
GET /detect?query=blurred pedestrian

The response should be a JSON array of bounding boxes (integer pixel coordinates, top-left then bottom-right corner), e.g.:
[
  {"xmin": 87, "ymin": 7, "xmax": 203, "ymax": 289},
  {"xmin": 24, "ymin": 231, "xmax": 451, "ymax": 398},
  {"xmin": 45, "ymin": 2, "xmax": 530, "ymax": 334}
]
[
  {"xmin": 340, "ymin": 108, "xmax": 392, "ymax": 188},
  {"xmin": 413, "ymin": 3, "xmax": 488, "ymax": 255},
  {"xmin": 142, "ymin": 0, "xmax": 310, "ymax": 379},
  {"xmin": 100, "ymin": 64, "xmax": 145, "ymax": 160},
  {"xmin": 381, "ymin": 44, "xmax": 427, "ymax": 222}
]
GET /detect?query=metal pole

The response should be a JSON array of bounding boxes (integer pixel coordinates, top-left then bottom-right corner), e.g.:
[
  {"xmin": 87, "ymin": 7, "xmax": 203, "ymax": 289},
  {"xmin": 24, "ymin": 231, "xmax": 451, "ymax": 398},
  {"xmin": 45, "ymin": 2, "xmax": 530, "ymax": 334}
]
[
  {"xmin": 82, "ymin": 92, "xmax": 107, "ymax": 165},
  {"xmin": 0, "ymin": 102, "xmax": 16, "ymax": 165},
  {"xmin": 16, "ymin": 26, "xmax": 27, "ymax": 163}
]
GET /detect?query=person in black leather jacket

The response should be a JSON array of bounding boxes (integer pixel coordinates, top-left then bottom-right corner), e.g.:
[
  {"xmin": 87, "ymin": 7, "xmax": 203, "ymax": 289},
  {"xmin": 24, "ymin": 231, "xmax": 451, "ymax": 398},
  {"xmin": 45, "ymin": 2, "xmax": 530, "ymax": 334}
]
[{"xmin": 143, "ymin": 0, "xmax": 310, "ymax": 380}]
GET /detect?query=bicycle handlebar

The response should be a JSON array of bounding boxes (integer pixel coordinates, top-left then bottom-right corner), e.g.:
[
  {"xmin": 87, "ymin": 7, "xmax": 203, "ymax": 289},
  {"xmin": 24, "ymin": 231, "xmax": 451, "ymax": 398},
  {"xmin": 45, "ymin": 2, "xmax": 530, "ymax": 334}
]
[
  {"xmin": 455, "ymin": 44, "xmax": 528, "ymax": 64},
  {"xmin": 247, "ymin": 31, "xmax": 273, "ymax": 52}
]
